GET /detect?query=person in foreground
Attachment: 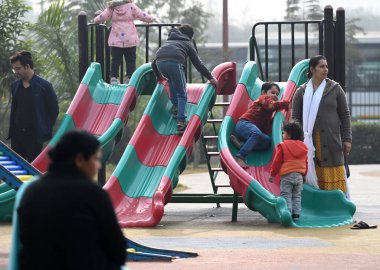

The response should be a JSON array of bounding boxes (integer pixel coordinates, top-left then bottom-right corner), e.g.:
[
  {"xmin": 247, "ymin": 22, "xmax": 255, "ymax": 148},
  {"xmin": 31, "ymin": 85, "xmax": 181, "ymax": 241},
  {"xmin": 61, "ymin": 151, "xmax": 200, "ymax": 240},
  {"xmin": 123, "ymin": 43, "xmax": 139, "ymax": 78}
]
[
  {"xmin": 292, "ymin": 55, "xmax": 352, "ymax": 197},
  {"xmin": 230, "ymin": 82, "xmax": 289, "ymax": 167},
  {"xmin": 16, "ymin": 130, "xmax": 126, "ymax": 270},
  {"xmin": 269, "ymin": 121, "xmax": 308, "ymax": 221},
  {"xmin": 152, "ymin": 24, "xmax": 218, "ymax": 135}
]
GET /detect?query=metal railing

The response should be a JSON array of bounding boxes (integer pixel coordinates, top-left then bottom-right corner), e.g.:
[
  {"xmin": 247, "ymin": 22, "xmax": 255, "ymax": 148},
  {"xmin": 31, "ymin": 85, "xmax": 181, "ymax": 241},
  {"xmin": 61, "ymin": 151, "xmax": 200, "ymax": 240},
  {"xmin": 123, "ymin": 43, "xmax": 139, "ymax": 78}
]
[
  {"xmin": 250, "ymin": 6, "xmax": 346, "ymax": 91},
  {"xmin": 78, "ymin": 11, "xmax": 180, "ymax": 84}
]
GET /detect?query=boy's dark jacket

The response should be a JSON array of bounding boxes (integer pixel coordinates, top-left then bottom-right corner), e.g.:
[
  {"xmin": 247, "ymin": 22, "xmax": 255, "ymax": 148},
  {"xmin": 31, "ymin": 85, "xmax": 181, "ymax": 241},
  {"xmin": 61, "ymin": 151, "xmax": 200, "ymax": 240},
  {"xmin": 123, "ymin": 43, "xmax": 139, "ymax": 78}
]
[
  {"xmin": 8, "ymin": 75, "xmax": 59, "ymax": 143},
  {"xmin": 153, "ymin": 28, "xmax": 213, "ymax": 80}
]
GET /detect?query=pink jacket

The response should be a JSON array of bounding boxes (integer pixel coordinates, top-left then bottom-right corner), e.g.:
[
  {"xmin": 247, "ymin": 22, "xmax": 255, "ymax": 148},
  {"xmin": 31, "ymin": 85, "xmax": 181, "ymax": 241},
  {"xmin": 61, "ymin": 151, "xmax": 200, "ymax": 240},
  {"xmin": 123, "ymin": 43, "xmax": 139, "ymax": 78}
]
[{"xmin": 94, "ymin": 2, "xmax": 154, "ymax": 48}]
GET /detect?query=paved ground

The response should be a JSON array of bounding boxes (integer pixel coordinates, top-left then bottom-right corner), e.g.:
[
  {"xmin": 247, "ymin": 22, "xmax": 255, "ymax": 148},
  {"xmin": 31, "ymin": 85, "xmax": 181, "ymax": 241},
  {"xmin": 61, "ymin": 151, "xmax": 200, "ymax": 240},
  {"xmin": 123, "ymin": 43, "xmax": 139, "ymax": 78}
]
[{"xmin": 1, "ymin": 164, "xmax": 379, "ymax": 270}]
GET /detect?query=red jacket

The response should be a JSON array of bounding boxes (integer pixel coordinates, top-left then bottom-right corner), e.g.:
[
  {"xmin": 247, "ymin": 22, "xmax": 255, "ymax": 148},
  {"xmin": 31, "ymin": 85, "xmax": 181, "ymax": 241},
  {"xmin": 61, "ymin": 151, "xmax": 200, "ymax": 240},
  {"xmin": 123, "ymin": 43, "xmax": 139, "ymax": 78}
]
[
  {"xmin": 240, "ymin": 95, "xmax": 289, "ymax": 134},
  {"xmin": 270, "ymin": 140, "xmax": 308, "ymax": 177}
]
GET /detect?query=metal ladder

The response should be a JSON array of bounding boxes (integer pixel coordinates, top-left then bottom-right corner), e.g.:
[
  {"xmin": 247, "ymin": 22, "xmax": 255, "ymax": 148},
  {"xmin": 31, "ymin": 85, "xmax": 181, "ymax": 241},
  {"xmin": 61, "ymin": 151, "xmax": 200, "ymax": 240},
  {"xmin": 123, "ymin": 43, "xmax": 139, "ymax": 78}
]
[{"xmin": 201, "ymin": 98, "xmax": 242, "ymax": 221}]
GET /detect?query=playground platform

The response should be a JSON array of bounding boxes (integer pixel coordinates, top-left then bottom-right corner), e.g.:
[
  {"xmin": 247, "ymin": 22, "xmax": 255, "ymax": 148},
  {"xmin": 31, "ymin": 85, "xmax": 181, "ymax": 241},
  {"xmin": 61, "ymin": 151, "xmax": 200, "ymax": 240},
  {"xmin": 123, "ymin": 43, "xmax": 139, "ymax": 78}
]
[{"xmin": 0, "ymin": 164, "xmax": 379, "ymax": 270}]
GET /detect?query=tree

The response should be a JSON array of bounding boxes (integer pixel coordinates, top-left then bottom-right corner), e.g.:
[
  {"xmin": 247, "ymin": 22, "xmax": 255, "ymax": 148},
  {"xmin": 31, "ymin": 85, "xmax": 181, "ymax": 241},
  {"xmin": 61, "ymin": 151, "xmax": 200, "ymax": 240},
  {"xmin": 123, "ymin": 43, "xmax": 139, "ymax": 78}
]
[
  {"xmin": 136, "ymin": 0, "xmax": 211, "ymax": 43},
  {"xmin": 302, "ymin": 0, "xmax": 323, "ymax": 20},
  {"xmin": 0, "ymin": 0, "xmax": 31, "ymax": 140},
  {"xmin": 27, "ymin": 0, "xmax": 78, "ymax": 99},
  {"xmin": 345, "ymin": 17, "xmax": 366, "ymax": 65},
  {"xmin": 284, "ymin": 0, "xmax": 323, "ymax": 21},
  {"xmin": 284, "ymin": 0, "xmax": 301, "ymax": 21}
]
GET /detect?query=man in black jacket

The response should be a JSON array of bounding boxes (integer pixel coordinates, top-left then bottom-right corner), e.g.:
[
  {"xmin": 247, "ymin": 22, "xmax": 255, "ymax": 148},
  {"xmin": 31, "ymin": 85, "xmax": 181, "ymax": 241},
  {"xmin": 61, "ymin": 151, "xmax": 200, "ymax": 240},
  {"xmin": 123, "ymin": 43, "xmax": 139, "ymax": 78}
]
[
  {"xmin": 152, "ymin": 24, "xmax": 218, "ymax": 135},
  {"xmin": 9, "ymin": 51, "xmax": 59, "ymax": 162}
]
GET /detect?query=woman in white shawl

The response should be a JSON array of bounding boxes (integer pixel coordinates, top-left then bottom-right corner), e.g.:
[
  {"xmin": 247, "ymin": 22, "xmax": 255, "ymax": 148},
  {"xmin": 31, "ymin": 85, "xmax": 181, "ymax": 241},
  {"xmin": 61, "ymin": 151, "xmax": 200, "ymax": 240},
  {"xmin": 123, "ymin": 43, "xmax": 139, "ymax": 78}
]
[{"xmin": 292, "ymin": 55, "xmax": 352, "ymax": 196}]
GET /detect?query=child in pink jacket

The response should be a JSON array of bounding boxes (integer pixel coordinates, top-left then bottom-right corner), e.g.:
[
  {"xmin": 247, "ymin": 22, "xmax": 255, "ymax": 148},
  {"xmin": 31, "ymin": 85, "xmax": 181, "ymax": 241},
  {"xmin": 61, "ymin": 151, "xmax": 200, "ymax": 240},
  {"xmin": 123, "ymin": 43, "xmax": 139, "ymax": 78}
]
[{"xmin": 94, "ymin": 0, "xmax": 154, "ymax": 84}]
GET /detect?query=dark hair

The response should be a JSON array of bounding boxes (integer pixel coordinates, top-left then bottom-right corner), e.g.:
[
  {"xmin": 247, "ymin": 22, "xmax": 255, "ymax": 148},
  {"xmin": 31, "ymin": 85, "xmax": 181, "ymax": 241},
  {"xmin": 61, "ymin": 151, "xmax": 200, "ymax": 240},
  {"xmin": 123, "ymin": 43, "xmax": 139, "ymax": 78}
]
[
  {"xmin": 283, "ymin": 121, "xmax": 304, "ymax": 141},
  {"xmin": 9, "ymin": 50, "xmax": 34, "ymax": 69},
  {"xmin": 48, "ymin": 130, "xmax": 100, "ymax": 165},
  {"xmin": 261, "ymin": 82, "xmax": 280, "ymax": 93},
  {"xmin": 307, "ymin": 55, "xmax": 326, "ymax": 78},
  {"xmin": 178, "ymin": 24, "xmax": 194, "ymax": 39}
]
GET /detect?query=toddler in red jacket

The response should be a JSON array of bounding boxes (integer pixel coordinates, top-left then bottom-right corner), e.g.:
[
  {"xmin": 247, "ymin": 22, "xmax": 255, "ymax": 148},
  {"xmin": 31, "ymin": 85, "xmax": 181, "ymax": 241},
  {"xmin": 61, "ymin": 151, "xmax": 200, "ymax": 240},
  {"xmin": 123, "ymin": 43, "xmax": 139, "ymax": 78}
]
[{"xmin": 269, "ymin": 121, "xmax": 308, "ymax": 221}]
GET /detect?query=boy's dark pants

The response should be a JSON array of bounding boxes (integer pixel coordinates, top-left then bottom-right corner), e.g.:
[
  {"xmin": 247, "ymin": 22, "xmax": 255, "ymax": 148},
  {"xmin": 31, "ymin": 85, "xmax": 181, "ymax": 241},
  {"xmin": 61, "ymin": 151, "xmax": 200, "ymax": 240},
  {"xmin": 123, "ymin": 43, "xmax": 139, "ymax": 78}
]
[{"xmin": 156, "ymin": 60, "xmax": 187, "ymax": 122}]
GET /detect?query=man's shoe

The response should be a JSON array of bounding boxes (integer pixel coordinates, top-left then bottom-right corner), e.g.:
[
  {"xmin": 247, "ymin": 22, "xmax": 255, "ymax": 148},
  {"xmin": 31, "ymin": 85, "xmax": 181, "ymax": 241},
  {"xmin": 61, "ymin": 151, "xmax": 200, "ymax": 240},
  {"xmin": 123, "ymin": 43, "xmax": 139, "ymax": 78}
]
[
  {"xmin": 230, "ymin": 134, "xmax": 243, "ymax": 149},
  {"xmin": 292, "ymin": 214, "xmax": 300, "ymax": 221},
  {"xmin": 177, "ymin": 121, "xmax": 187, "ymax": 135}
]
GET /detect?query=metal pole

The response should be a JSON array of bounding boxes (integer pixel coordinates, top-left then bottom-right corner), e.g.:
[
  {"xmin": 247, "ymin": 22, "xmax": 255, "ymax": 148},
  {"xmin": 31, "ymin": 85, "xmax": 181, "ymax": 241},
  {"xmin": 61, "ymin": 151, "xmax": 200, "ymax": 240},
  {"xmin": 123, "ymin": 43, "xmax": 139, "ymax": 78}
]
[
  {"xmin": 336, "ymin": 7, "xmax": 346, "ymax": 91},
  {"xmin": 324, "ymin": 5, "xmax": 335, "ymax": 80},
  {"xmin": 222, "ymin": 0, "xmax": 229, "ymax": 62},
  {"xmin": 105, "ymin": 29, "xmax": 111, "ymax": 83},
  {"xmin": 96, "ymin": 25, "xmax": 105, "ymax": 79},
  {"xmin": 78, "ymin": 11, "xmax": 88, "ymax": 83},
  {"xmin": 145, "ymin": 25, "xmax": 149, "ymax": 62},
  {"xmin": 222, "ymin": 0, "xmax": 229, "ymax": 113}
]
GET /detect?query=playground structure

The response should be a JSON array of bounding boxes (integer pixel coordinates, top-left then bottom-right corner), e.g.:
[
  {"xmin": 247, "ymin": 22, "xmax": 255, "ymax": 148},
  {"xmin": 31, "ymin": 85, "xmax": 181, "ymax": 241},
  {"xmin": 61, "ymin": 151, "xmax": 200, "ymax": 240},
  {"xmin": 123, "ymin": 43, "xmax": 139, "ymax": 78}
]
[
  {"xmin": 219, "ymin": 60, "xmax": 355, "ymax": 227},
  {"xmin": 75, "ymin": 5, "xmax": 354, "ymax": 228},
  {"xmin": 0, "ymin": 61, "xmax": 156, "ymax": 220},
  {"xmin": 1, "ymin": 5, "xmax": 354, "ymax": 227},
  {"xmin": 1, "ymin": 6, "xmax": 360, "ymax": 266},
  {"xmin": 1, "ymin": 5, "xmax": 361, "ymax": 268}
]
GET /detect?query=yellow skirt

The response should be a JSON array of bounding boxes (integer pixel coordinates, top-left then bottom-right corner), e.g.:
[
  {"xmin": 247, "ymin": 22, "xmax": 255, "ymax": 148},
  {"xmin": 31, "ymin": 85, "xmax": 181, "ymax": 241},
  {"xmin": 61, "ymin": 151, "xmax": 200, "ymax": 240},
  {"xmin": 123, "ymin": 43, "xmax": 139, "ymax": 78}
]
[{"xmin": 315, "ymin": 130, "xmax": 347, "ymax": 193}]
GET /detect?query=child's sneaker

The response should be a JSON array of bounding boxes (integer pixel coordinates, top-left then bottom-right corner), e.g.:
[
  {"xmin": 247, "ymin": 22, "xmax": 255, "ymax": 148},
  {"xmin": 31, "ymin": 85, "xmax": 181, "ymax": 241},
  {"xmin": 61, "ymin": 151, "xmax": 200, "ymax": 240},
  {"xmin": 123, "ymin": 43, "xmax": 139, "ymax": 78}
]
[
  {"xmin": 177, "ymin": 120, "xmax": 187, "ymax": 135},
  {"xmin": 171, "ymin": 106, "xmax": 178, "ymax": 117},
  {"xmin": 292, "ymin": 214, "xmax": 300, "ymax": 221},
  {"xmin": 110, "ymin": 77, "xmax": 119, "ymax": 85}
]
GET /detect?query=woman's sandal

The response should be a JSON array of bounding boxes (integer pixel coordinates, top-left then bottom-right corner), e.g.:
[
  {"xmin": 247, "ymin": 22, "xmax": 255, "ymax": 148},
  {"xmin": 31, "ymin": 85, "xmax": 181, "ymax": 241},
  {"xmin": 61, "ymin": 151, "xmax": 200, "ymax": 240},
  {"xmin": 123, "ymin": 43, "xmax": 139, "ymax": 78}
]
[{"xmin": 350, "ymin": 221, "xmax": 377, "ymax": 229}]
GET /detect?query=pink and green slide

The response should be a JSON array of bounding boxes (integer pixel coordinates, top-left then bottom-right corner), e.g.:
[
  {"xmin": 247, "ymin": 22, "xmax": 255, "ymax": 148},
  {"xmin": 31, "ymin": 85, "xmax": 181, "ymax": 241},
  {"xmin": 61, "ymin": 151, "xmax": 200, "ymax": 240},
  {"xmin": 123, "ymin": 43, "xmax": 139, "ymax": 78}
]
[
  {"xmin": 0, "ymin": 62, "xmax": 155, "ymax": 221},
  {"xmin": 104, "ymin": 62, "xmax": 236, "ymax": 227},
  {"xmin": 219, "ymin": 60, "xmax": 356, "ymax": 228}
]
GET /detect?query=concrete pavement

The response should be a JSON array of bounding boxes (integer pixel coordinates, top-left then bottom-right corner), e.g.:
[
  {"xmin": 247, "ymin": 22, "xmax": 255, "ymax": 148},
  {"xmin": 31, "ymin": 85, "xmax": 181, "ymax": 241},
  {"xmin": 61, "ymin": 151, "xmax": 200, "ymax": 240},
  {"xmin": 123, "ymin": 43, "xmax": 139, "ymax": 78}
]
[{"xmin": 1, "ymin": 164, "xmax": 379, "ymax": 269}]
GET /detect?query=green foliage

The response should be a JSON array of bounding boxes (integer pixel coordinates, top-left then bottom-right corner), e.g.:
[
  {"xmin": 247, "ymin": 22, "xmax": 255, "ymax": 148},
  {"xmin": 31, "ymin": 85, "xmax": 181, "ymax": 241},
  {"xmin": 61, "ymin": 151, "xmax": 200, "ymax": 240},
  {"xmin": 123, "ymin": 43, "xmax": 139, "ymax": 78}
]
[
  {"xmin": 27, "ymin": 0, "xmax": 78, "ymax": 99},
  {"xmin": 350, "ymin": 122, "xmax": 380, "ymax": 164},
  {"xmin": 0, "ymin": 0, "xmax": 31, "ymax": 140},
  {"xmin": 0, "ymin": 0, "xmax": 31, "ymax": 52},
  {"xmin": 0, "ymin": 0, "xmax": 31, "ymax": 92}
]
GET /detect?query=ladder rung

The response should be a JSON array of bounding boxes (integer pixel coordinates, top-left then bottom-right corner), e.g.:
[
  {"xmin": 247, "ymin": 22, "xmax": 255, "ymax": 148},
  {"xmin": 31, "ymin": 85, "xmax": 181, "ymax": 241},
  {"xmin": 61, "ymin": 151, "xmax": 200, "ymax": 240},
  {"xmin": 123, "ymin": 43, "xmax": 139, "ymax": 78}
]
[
  {"xmin": 211, "ymin": 167, "xmax": 224, "ymax": 171},
  {"xmin": 214, "ymin": 102, "xmax": 230, "ymax": 106},
  {"xmin": 203, "ymin": 135, "xmax": 218, "ymax": 139},
  {"xmin": 207, "ymin": 152, "xmax": 220, "ymax": 156},
  {"xmin": 207, "ymin": 119, "xmax": 223, "ymax": 123},
  {"xmin": 215, "ymin": 185, "xmax": 231, "ymax": 188}
]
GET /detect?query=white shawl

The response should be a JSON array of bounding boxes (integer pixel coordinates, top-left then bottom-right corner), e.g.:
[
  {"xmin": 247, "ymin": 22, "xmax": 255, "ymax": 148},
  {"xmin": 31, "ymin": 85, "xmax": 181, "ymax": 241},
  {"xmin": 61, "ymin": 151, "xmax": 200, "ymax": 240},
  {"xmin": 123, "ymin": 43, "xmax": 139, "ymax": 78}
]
[{"xmin": 303, "ymin": 79, "xmax": 326, "ymax": 188}]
